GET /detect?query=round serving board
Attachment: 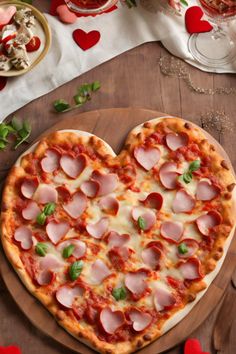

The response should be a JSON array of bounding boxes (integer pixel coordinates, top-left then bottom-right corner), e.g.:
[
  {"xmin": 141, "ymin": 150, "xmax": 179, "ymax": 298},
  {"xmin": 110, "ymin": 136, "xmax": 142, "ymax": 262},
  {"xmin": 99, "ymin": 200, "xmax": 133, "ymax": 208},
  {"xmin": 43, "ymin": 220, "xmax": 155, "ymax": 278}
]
[{"xmin": 1, "ymin": 108, "xmax": 236, "ymax": 354}]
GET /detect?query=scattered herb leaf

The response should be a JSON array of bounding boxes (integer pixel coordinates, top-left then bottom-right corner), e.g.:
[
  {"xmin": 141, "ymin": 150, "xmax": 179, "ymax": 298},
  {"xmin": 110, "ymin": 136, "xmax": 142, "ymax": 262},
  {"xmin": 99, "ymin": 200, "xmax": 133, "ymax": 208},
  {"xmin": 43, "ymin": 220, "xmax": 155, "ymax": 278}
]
[
  {"xmin": 53, "ymin": 99, "xmax": 70, "ymax": 113},
  {"xmin": 69, "ymin": 260, "xmax": 83, "ymax": 281},
  {"xmin": 37, "ymin": 212, "xmax": 47, "ymax": 226},
  {"xmin": 138, "ymin": 216, "xmax": 146, "ymax": 230},
  {"xmin": 35, "ymin": 242, "xmax": 48, "ymax": 257},
  {"xmin": 112, "ymin": 287, "xmax": 127, "ymax": 301},
  {"xmin": 63, "ymin": 244, "xmax": 75, "ymax": 259},
  {"xmin": 180, "ymin": 159, "xmax": 201, "ymax": 184},
  {"xmin": 178, "ymin": 243, "xmax": 188, "ymax": 254},
  {"xmin": 44, "ymin": 202, "xmax": 56, "ymax": 216}
]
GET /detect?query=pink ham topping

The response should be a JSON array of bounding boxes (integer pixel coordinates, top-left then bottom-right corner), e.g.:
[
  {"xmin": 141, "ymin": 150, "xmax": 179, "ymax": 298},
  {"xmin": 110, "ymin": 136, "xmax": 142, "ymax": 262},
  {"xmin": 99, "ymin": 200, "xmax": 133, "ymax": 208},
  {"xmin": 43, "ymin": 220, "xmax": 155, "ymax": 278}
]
[
  {"xmin": 172, "ymin": 189, "xmax": 195, "ymax": 213},
  {"xmin": 60, "ymin": 154, "xmax": 86, "ymax": 179},
  {"xmin": 179, "ymin": 258, "xmax": 203, "ymax": 280},
  {"xmin": 100, "ymin": 307, "xmax": 125, "ymax": 334},
  {"xmin": 91, "ymin": 170, "xmax": 118, "ymax": 196},
  {"xmin": 141, "ymin": 246, "xmax": 162, "ymax": 270},
  {"xmin": 99, "ymin": 196, "xmax": 119, "ymax": 215},
  {"xmin": 129, "ymin": 309, "xmax": 152, "ymax": 332},
  {"xmin": 21, "ymin": 178, "xmax": 38, "ymax": 199},
  {"xmin": 160, "ymin": 221, "xmax": 184, "ymax": 243},
  {"xmin": 36, "ymin": 270, "xmax": 54, "ymax": 286},
  {"xmin": 34, "ymin": 184, "xmax": 58, "ymax": 204},
  {"xmin": 80, "ymin": 180, "xmax": 99, "ymax": 198},
  {"xmin": 14, "ymin": 226, "xmax": 33, "ymax": 250},
  {"xmin": 125, "ymin": 271, "xmax": 148, "ymax": 296},
  {"xmin": 196, "ymin": 211, "xmax": 222, "ymax": 236},
  {"xmin": 132, "ymin": 207, "xmax": 156, "ymax": 231},
  {"xmin": 196, "ymin": 180, "xmax": 220, "ymax": 201},
  {"xmin": 39, "ymin": 254, "xmax": 65, "ymax": 271},
  {"xmin": 141, "ymin": 192, "xmax": 163, "ymax": 210},
  {"xmin": 57, "ymin": 239, "xmax": 86, "ymax": 259},
  {"xmin": 159, "ymin": 162, "xmax": 179, "ymax": 190},
  {"xmin": 46, "ymin": 220, "xmax": 70, "ymax": 244},
  {"xmin": 56, "ymin": 285, "xmax": 84, "ymax": 308},
  {"xmin": 22, "ymin": 201, "xmax": 41, "ymax": 221},
  {"xmin": 134, "ymin": 146, "xmax": 160, "ymax": 171},
  {"xmin": 107, "ymin": 231, "xmax": 130, "ymax": 248},
  {"xmin": 177, "ymin": 239, "xmax": 199, "ymax": 259},
  {"xmin": 63, "ymin": 191, "xmax": 87, "ymax": 219},
  {"xmin": 40, "ymin": 149, "xmax": 60, "ymax": 173},
  {"xmin": 90, "ymin": 259, "xmax": 111, "ymax": 284},
  {"xmin": 86, "ymin": 217, "xmax": 109, "ymax": 239},
  {"xmin": 166, "ymin": 132, "xmax": 189, "ymax": 151},
  {"xmin": 154, "ymin": 287, "xmax": 176, "ymax": 312}
]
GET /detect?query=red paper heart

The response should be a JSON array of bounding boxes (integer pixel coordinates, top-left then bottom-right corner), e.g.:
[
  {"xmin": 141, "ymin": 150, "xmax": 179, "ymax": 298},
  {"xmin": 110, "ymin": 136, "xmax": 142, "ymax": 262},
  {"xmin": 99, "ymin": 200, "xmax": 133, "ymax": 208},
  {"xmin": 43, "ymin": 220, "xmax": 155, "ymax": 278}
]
[
  {"xmin": 73, "ymin": 29, "xmax": 101, "ymax": 50},
  {"xmin": 184, "ymin": 339, "xmax": 210, "ymax": 354},
  {"xmin": 0, "ymin": 76, "xmax": 7, "ymax": 91},
  {"xmin": 50, "ymin": 0, "xmax": 117, "ymax": 17},
  {"xmin": 185, "ymin": 6, "xmax": 213, "ymax": 34},
  {"xmin": 0, "ymin": 346, "xmax": 21, "ymax": 354}
]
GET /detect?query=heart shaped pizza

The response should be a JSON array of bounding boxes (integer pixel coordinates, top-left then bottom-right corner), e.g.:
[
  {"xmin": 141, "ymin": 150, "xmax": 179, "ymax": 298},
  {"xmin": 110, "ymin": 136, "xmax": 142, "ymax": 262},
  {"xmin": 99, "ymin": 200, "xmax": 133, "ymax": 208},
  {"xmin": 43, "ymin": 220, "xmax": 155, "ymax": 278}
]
[{"xmin": 1, "ymin": 117, "xmax": 235, "ymax": 354}]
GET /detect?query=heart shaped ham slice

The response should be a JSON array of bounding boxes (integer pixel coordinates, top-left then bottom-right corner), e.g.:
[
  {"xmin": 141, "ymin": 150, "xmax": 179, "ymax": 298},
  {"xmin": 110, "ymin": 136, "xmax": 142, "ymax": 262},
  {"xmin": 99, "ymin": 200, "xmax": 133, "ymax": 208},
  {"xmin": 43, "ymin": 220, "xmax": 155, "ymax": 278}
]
[
  {"xmin": 39, "ymin": 254, "xmax": 65, "ymax": 271},
  {"xmin": 129, "ymin": 309, "xmax": 152, "ymax": 332},
  {"xmin": 172, "ymin": 189, "xmax": 195, "ymax": 213},
  {"xmin": 132, "ymin": 207, "xmax": 156, "ymax": 231},
  {"xmin": 46, "ymin": 220, "xmax": 70, "ymax": 244},
  {"xmin": 14, "ymin": 226, "xmax": 33, "ymax": 250},
  {"xmin": 34, "ymin": 184, "xmax": 58, "ymax": 204},
  {"xmin": 196, "ymin": 211, "xmax": 222, "ymax": 236},
  {"xmin": 196, "ymin": 180, "xmax": 220, "ymax": 201},
  {"xmin": 160, "ymin": 221, "xmax": 184, "ymax": 243},
  {"xmin": 21, "ymin": 178, "xmax": 38, "ymax": 199},
  {"xmin": 22, "ymin": 201, "xmax": 41, "ymax": 221},
  {"xmin": 80, "ymin": 180, "xmax": 99, "ymax": 198},
  {"xmin": 56, "ymin": 285, "xmax": 84, "ymax": 308},
  {"xmin": 141, "ymin": 192, "xmax": 163, "ymax": 210},
  {"xmin": 153, "ymin": 287, "xmax": 176, "ymax": 312},
  {"xmin": 134, "ymin": 146, "xmax": 160, "ymax": 171},
  {"xmin": 179, "ymin": 258, "xmax": 203, "ymax": 280},
  {"xmin": 60, "ymin": 154, "xmax": 86, "ymax": 179},
  {"xmin": 41, "ymin": 149, "xmax": 60, "ymax": 173},
  {"xmin": 141, "ymin": 246, "xmax": 162, "ymax": 270},
  {"xmin": 86, "ymin": 217, "xmax": 109, "ymax": 239},
  {"xmin": 36, "ymin": 270, "xmax": 54, "ymax": 286},
  {"xmin": 125, "ymin": 271, "xmax": 148, "ymax": 296},
  {"xmin": 166, "ymin": 132, "xmax": 189, "ymax": 151},
  {"xmin": 63, "ymin": 192, "xmax": 87, "ymax": 219},
  {"xmin": 57, "ymin": 239, "xmax": 86, "ymax": 259},
  {"xmin": 107, "ymin": 231, "xmax": 130, "ymax": 248},
  {"xmin": 99, "ymin": 196, "xmax": 119, "ymax": 215},
  {"xmin": 100, "ymin": 307, "xmax": 125, "ymax": 334},
  {"xmin": 91, "ymin": 171, "xmax": 118, "ymax": 196},
  {"xmin": 159, "ymin": 162, "xmax": 179, "ymax": 190},
  {"xmin": 90, "ymin": 259, "xmax": 111, "ymax": 284}
]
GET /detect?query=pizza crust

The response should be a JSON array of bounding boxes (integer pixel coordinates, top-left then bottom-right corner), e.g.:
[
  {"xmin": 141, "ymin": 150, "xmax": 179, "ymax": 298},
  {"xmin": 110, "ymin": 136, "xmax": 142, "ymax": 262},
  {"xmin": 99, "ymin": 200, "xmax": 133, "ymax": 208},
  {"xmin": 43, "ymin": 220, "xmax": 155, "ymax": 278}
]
[{"xmin": 1, "ymin": 118, "xmax": 235, "ymax": 354}]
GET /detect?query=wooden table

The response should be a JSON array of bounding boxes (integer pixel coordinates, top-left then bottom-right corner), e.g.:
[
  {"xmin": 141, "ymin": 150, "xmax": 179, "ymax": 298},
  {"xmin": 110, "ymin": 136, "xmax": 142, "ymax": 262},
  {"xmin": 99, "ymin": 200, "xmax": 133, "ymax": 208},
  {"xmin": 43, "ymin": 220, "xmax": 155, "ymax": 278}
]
[{"xmin": 1, "ymin": 1, "xmax": 236, "ymax": 353}]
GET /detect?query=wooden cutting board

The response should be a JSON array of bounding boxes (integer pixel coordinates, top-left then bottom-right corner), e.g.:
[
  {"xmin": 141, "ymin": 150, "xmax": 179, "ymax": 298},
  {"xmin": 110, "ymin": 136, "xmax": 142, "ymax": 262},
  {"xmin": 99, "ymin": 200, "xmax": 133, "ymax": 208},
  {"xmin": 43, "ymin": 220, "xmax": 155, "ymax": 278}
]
[{"xmin": 1, "ymin": 108, "xmax": 236, "ymax": 354}]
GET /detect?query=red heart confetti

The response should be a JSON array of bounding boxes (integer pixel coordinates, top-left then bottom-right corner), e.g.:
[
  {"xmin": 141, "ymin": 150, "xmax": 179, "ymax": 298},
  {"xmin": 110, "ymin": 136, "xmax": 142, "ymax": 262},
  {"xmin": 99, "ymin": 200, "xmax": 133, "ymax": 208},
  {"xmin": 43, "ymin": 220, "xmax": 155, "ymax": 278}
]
[
  {"xmin": 73, "ymin": 29, "xmax": 101, "ymax": 50},
  {"xmin": 185, "ymin": 6, "xmax": 213, "ymax": 34},
  {"xmin": 184, "ymin": 338, "xmax": 210, "ymax": 354},
  {"xmin": 0, "ymin": 76, "xmax": 7, "ymax": 91},
  {"xmin": 0, "ymin": 346, "xmax": 21, "ymax": 354},
  {"xmin": 50, "ymin": 0, "xmax": 117, "ymax": 17}
]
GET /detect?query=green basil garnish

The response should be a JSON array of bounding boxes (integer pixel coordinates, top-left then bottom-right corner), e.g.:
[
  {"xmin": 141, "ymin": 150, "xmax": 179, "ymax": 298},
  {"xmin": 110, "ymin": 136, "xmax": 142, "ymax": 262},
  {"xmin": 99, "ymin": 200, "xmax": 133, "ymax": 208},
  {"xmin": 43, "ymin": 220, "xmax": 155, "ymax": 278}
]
[
  {"xmin": 37, "ymin": 212, "xmax": 47, "ymax": 226},
  {"xmin": 178, "ymin": 243, "xmax": 188, "ymax": 254},
  {"xmin": 112, "ymin": 287, "xmax": 127, "ymax": 301},
  {"xmin": 69, "ymin": 260, "xmax": 83, "ymax": 281},
  {"xmin": 44, "ymin": 202, "xmax": 56, "ymax": 216},
  {"xmin": 180, "ymin": 159, "xmax": 201, "ymax": 184},
  {"xmin": 138, "ymin": 216, "xmax": 146, "ymax": 230},
  {"xmin": 63, "ymin": 245, "xmax": 75, "ymax": 259},
  {"xmin": 35, "ymin": 242, "xmax": 48, "ymax": 257}
]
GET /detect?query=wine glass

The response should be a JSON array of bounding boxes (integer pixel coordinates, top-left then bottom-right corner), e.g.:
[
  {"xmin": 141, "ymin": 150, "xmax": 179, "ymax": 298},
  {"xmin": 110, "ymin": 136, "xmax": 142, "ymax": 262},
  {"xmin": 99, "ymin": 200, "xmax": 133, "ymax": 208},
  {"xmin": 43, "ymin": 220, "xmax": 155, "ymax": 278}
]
[
  {"xmin": 64, "ymin": 0, "xmax": 118, "ymax": 14},
  {"xmin": 188, "ymin": 0, "xmax": 236, "ymax": 68}
]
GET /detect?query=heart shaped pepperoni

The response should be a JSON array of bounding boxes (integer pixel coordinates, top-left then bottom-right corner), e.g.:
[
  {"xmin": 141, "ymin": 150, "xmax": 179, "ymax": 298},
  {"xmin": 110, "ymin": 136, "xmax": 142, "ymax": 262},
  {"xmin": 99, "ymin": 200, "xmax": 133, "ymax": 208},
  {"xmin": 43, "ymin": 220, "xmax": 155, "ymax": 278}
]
[
  {"xmin": 129, "ymin": 308, "xmax": 152, "ymax": 331},
  {"xmin": 46, "ymin": 220, "xmax": 70, "ymax": 244},
  {"xmin": 60, "ymin": 154, "xmax": 86, "ymax": 179},
  {"xmin": 100, "ymin": 307, "xmax": 125, "ymax": 334},
  {"xmin": 41, "ymin": 149, "xmax": 60, "ymax": 173},
  {"xmin": 14, "ymin": 226, "xmax": 33, "ymax": 250},
  {"xmin": 22, "ymin": 201, "xmax": 41, "ymax": 221},
  {"xmin": 166, "ymin": 132, "xmax": 189, "ymax": 151},
  {"xmin": 134, "ymin": 146, "xmax": 160, "ymax": 171},
  {"xmin": 73, "ymin": 29, "xmax": 101, "ymax": 51},
  {"xmin": 56, "ymin": 285, "xmax": 84, "ymax": 308}
]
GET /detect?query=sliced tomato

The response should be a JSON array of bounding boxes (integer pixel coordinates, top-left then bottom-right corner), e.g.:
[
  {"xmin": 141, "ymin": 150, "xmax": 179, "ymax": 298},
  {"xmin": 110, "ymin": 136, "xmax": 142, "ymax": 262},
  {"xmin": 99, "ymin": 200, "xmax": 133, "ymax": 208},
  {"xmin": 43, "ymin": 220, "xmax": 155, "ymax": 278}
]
[{"xmin": 26, "ymin": 36, "xmax": 41, "ymax": 52}]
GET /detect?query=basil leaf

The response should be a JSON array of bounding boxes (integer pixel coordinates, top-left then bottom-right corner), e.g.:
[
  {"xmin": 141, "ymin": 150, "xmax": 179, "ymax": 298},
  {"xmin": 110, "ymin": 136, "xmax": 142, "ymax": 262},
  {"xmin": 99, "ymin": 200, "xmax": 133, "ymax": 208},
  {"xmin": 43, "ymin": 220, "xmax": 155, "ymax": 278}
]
[
  {"xmin": 69, "ymin": 260, "xmax": 83, "ymax": 281},
  {"xmin": 0, "ymin": 140, "xmax": 7, "ymax": 150},
  {"xmin": 37, "ymin": 212, "xmax": 47, "ymax": 225},
  {"xmin": 138, "ymin": 216, "xmax": 146, "ymax": 230},
  {"xmin": 44, "ymin": 202, "xmax": 56, "ymax": 216},
  {"xmin": 178, "ymin": 243, "xmax": 188, "ymax": 254},
  {"xmin": 11, "ymin": 116, "xmax": 23, "ymax": 131},
  {"xmin": 182, "ymin": 172, "xmax": 192, "ymax": 184},
  {"xmin": 35, "ymin": 242, "xmax": 48, "ymax": 257},
  {"xmin": 180, "ymin": 0, "xmax": 188, "ymax": 5},
  {"xmin": 63, "ymin": 244, "xmax": 75, "ymax": 259},
  {"xmin": 91, "ymin": 81, "xmax": 101, "ymax": 91},
  {"xmin": 23, "ymin": 120, "xmax": 31, "ymax": 133},
  {"xmin": 53, "ymin": 99, "xmax": 70, "ymax": 112},
  {"xmin": 73, "ymin": 94, "xmax": 87, "ymax": 105},
  {"xmin": 189, "ymin": 160, "xmax": 201, "ymax": 172},
  {"xmin": 112, "ymin": 287, "xmax": 127, "ymax": 301}
]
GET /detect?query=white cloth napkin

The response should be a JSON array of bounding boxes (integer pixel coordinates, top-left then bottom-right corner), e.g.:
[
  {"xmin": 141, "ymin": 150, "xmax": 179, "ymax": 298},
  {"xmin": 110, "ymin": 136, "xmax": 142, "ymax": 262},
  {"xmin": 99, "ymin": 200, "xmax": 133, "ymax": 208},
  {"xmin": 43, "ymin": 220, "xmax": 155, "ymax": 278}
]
[{"xmin": 1, "ymin": 0, "xmax": 236, "ymax": 121}]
